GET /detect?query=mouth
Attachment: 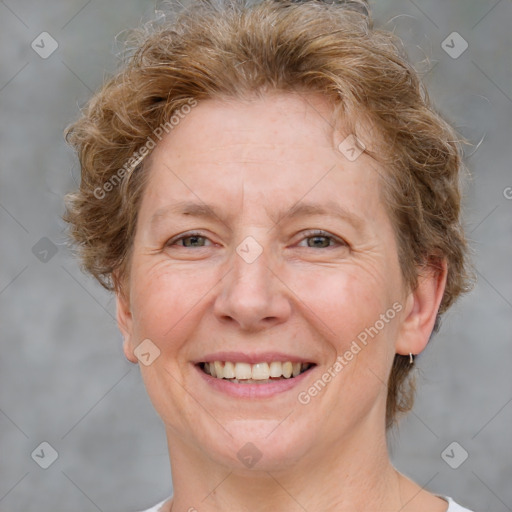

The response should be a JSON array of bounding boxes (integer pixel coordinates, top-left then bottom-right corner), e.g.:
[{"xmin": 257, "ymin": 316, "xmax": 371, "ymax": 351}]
[{"xmin": 198, "ymin": 361, "xmax": 315, "ymax": 384}]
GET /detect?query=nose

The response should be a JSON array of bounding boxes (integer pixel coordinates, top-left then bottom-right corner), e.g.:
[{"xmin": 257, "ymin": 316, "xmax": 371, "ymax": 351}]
[{"xmin": 213, "ymin": 238, "xmax": 292, "ymax": 332}]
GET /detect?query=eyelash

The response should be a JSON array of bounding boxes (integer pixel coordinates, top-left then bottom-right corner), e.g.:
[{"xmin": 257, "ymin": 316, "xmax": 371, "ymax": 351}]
[{"xmin": 167, "ymin": 230, "xmax": 347, "ymax": 249}]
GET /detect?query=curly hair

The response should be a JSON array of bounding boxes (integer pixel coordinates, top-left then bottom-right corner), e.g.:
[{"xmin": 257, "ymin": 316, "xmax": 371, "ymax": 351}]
[{"xmin": 64, "ymin": 0, "xmax": 473, "ymax": 428}]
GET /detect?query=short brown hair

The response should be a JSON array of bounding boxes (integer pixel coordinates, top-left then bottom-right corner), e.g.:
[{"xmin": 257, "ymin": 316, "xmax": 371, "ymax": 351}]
[{"xmin": 64, "ymin": 0, "xmax": 473, "ymax": 428}]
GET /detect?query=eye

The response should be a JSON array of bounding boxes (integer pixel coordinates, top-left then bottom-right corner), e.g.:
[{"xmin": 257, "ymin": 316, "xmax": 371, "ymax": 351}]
[
  {"xmin": 166, "ymin": 230, "xmax": 346, "ymax": 250},
  {"xmin": 297, "ymin": 230, "xmax": 347, "ymax": 249},
  {"xmin": 167, "ymin": 232, "xmax": 213, "ymax": 248}
]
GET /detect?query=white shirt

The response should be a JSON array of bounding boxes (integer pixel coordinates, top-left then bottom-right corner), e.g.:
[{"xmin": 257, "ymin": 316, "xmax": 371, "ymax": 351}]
[{"xmin": 138, "ymin": 495, "xmax": 475, "ymax": 511}]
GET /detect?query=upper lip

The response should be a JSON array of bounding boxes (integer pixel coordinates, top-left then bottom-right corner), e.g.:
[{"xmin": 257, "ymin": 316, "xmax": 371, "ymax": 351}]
[{"xmin": 192, "ymin": 351, "xmax": 316, "ymax": 365}]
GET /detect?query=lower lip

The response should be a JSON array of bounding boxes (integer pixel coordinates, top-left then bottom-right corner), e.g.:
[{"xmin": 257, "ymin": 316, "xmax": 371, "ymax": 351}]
[{"xmin": 194, "ymin": 364, "xmax": 315, "ymax": 398}]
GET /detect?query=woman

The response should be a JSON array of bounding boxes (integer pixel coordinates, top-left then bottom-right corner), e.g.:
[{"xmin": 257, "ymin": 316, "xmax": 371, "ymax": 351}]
[{"xmin": 64, "ymin": 0, "xmax": 474, "ymax": 510}]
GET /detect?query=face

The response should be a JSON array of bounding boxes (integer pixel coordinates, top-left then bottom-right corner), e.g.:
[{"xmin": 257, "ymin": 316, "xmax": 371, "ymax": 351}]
[{"xmin": 117, "ymin": 92, "xmax": 430, "ymax": 472}]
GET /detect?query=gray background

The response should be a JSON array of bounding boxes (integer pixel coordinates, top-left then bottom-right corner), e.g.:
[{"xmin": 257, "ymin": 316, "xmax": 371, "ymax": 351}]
[{"xmin": 0, "ymin": 0, "xmax": 511, "ymax": 511}]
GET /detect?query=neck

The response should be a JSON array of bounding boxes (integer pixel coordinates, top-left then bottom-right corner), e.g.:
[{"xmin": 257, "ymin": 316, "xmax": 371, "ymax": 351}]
[{"xmin": 165, "ymin": 419, "xmax": 404, "ymax": 511}]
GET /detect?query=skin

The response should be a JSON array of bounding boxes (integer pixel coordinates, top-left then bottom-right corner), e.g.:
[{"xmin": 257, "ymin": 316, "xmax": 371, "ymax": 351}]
[{"xmin": 117, "ymin": 92, "xmax": 449, "ymax": 512}]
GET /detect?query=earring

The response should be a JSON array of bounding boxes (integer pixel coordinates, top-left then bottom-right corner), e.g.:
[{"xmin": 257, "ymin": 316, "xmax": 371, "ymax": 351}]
[{"xmin": 409, "ymin": 353, "xmax": 414, "ymax": 364}]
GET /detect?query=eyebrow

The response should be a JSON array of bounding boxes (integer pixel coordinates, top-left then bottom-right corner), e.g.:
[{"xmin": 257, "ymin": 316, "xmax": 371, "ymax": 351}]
[
  {"xmin": 278, "ymin": 201, "xmax": 366, "ymax": 231},
  {"xmin": 150, "ymin": 201, "xmax": 233, "ymax": 229},
  {"xmin": 149, "ymin": 200, "xmax": 366, "ymax": 232}
]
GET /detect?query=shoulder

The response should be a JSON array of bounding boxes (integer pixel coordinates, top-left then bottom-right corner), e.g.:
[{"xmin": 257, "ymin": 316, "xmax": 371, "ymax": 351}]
[{"xmin": 443, "ymin": 496, "xmax": 475, "ymax": 511}]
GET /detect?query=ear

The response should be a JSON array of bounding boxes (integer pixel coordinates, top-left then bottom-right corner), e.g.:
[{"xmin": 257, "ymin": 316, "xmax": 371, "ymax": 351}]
[
  {"xmin": 114, "ymin": 277, "xmax": 138, "ymax": 364},
  {"xmin": 395, "ymin": 258, "xmax": 448, "ymax": 357}
]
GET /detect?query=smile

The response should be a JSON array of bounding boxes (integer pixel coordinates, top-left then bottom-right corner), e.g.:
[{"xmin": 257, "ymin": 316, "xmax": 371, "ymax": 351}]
[{"xmin": 200, "ymin": 361, "xmax": 314, "ymax": 383}]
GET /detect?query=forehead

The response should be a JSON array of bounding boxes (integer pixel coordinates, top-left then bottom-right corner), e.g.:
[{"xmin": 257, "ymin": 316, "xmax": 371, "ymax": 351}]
[
  {"xmin": 151, "ymin": 92, "xmax": 377, "ymax": 158},
  {"xmin": 140, "ymin": 92, "xmax": 388, "ymax": 224}
]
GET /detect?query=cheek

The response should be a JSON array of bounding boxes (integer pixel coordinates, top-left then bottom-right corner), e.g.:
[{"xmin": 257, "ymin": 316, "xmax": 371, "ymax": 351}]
[
  {"xmin": 291, "ymin": 268, "xmax": 398, "ymax": 430},
  {"xmin": 129, "ymin": 262, "xmax": 218, "ymax": 346},
  {"xmin": 287, "ymin": 264, "xmax": 393, "ymax": 345},
  {"xmin": 289, "ymin": 263, "xmax": 400, "ymax": 409}
]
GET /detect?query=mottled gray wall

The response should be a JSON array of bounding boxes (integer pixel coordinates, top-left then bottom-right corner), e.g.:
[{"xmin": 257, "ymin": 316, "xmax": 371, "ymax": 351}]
[{"xmin": 0, "ymin": 1, "xmax": 511, "ymax": 511}]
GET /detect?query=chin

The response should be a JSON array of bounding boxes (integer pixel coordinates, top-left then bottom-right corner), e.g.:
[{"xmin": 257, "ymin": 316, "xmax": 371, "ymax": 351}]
[{"xmin": 190, "ymin": 415, "xmax": 318, "ymax": 472}]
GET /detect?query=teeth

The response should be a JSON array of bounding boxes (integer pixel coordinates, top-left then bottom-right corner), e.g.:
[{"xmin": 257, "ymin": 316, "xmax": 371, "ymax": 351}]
[
  {"xmin": 251, "ymin": 362, "xmax": 270, "ymax": 380},
  {"xmin": 235, "ymin": 362, "xmax": 252, "ymax": 380},
  {"xmin": 269, "ymin": 361, "xmax": 282, "ymax": 377},
  {"xmin": 202, "ymin": 361, "xmax": 311, "ymax": 381},
  {"xmin": 224, "ymin": 361, "xmax": 235, "ymax": 379}
]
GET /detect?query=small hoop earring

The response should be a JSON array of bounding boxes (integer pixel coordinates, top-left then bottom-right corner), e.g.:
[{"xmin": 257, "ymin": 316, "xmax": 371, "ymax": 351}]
[{"xmin": 409, "ymin": 353, "xmax": 414, "ymax": 364}]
